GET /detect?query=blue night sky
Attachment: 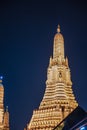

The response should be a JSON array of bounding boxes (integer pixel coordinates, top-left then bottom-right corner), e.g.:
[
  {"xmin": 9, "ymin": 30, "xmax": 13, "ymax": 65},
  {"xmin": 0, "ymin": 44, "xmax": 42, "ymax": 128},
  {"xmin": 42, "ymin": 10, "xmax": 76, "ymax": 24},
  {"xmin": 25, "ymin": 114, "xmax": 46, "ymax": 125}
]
[{"xmin": 0, "ymin": 0, "xmax": 87, "ymax": 130}]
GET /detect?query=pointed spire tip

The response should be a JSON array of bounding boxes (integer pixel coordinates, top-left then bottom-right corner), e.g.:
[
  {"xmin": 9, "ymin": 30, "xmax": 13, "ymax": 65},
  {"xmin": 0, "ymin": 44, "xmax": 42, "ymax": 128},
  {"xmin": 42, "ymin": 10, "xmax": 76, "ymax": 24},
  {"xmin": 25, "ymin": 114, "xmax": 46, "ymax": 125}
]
[
  {"xmin": 6, "ymin": 106, "xmax": 8, "ymax": 112},
  {"xmin": 57, "ymin": 24, "xmax": 60, "ymax": 33}
]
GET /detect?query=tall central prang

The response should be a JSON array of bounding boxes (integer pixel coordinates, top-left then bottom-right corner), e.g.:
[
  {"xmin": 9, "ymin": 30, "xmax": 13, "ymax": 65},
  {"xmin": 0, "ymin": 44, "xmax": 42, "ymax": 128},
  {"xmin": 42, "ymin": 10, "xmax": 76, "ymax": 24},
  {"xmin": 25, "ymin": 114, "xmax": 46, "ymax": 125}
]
[{"xmin": 27, "ymin": 25, "xmax": 78, "ymax": 130}]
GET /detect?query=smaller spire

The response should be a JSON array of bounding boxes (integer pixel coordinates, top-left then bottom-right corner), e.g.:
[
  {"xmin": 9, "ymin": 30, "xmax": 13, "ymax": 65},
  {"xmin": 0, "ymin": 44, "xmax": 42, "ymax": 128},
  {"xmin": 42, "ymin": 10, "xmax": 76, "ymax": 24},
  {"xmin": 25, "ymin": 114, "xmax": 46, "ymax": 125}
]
[
  {"xmin": 6, "ymin": 106, "xmax": 8, "ymax": 112},
  {"xmin": 57, "ymin": 24, "xmax": 60, "ymax": 33}
]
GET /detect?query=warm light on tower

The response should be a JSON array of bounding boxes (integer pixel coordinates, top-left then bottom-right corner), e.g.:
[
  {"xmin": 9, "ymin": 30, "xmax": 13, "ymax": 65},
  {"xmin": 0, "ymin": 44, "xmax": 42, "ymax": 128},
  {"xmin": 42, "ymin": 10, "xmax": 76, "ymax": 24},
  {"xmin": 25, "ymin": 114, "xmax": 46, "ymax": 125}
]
[
  {"xmin": 26, "ymin": 25, "xmax": 78, "ymax": 130},
  {"xmin": 0, "ymin": 76, "xmax": 4, "ymax": 129},
  {"xmin": 0, "ymin": 76, "xmax": 10, "ymax": 130}
]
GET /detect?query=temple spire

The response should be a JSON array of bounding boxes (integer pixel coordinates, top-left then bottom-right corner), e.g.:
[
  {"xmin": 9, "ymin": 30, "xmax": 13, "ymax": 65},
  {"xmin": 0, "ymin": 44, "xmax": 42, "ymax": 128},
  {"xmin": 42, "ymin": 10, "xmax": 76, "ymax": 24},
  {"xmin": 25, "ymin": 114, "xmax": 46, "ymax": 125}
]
[
  {"xmin": 57, "ymin": 24, "xmax": 60, "ymax": 33},
  {"xmin": 27, "ymin": 25, "xmax": 78, "ymax": 130},
  {"xmin": 53, "ymin": 25, "xmax": 64, "ymax": 60},
  {"xmin": 6, "ymin": 106, "xmax": 8, "ymax": 112},
  {"xmin": 3, "ymin": 106, "xmax": 9, "ymax": 129}
]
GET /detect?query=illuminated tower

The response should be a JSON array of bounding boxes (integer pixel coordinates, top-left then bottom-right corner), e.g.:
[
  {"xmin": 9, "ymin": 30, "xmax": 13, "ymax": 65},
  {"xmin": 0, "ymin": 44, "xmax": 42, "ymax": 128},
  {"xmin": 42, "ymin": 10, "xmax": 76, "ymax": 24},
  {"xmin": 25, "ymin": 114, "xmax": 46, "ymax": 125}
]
[
  {"xmin": 0, "ymin": 77, "xmax": 4, "ymax": 129},
  {"xmin": 3, "ymin": 106, "xmax": 9, "ymax": 130},
  {"xmin": 0, "ymin": 77, "xmax": 9, "ymax": 130},
  {"xmin": 27, "ymin": 25, "xmax": 78, "ymax": 130}
]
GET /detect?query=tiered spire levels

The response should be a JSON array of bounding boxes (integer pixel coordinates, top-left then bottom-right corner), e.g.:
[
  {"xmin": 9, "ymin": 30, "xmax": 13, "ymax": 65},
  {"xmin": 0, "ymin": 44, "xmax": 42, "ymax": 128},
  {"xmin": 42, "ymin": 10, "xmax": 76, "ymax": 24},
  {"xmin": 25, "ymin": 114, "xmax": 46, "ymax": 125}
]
[
  {"xmin": 3, "ymin": 106, "xmax": 9, "ymax": 129},
  {"xmin": 0, "ymin": 77, "xmax": 10, "ymax": 130},
  {"xmin": 0, "ymin": 76, "xmax": 4, "ymax": 129},
  {"xmin": 27, "ymin": 25, "xmax": 78, "ymax": 130}
]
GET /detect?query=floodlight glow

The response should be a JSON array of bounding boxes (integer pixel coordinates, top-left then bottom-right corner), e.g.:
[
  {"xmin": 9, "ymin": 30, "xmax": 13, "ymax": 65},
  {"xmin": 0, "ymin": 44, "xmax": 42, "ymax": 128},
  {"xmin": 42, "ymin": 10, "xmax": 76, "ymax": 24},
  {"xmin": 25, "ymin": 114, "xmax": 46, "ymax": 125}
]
[
  {"xmin": 0, "ymin": 76, "xmax": 3, "ymax": 80},
  {"xmin": 80, "ymin": 126, "xmax": 86, "ymax": 130}
]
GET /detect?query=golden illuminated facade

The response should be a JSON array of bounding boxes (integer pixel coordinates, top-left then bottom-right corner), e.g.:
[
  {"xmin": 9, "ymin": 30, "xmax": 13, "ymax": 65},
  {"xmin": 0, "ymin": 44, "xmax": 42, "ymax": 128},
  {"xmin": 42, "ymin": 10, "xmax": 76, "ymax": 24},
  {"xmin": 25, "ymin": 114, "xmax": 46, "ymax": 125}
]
[
  {"xmin": 27, "ymin": 25, "xmax": 78, "ymax": 130},
  {"xmin": 0, "ymin": 78, "xmax": 9, "ymax": 130}
]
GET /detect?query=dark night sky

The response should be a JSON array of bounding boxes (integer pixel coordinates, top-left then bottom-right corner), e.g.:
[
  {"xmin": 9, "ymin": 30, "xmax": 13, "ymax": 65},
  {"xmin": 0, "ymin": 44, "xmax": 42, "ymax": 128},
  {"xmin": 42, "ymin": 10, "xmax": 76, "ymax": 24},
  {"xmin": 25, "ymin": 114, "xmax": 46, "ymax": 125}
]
[{"xmin": 0, "ymin": 0, "xmax": 87, "ymax": 130}]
